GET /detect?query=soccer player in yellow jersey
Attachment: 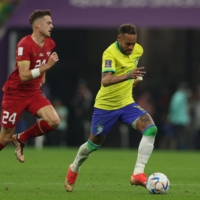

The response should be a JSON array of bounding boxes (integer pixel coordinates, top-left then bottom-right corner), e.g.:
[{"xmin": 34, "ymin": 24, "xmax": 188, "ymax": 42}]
[{"xmin": 64, "ymin": 24, "xmax": 157, "ymax": 192}]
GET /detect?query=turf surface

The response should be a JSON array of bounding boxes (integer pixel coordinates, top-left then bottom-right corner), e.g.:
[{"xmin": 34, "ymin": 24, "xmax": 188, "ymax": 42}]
[{"xmin": 0, "ymin": 146, "xmax": 200, "ymax": 200}]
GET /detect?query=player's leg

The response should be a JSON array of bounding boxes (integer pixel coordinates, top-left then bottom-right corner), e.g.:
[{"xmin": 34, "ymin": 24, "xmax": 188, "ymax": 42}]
[
  {"xmin": 1, "ymin": 93, "xmax": 25, "ymax": 161},
  {"xmin": 12, "ymin": 94, "xmax": 60, "ymax": 161},
  {"xmin": 0, "ymin": 127, "xmax": 15, "ymax": 150},
  {"xmin": 14, "ymin": 92, "xmax": 60, "ymax": 142},
  {"xmin": 64, "ymin": 108, "xmax": 119, "ymax": 192},
  {"xmin": 130, "ymin": 114, "xmax": 157, "ymax": 187},
  {"xmin": 71, "ymin": 133, "xmax": 106, "ymax": 173},
  {"xmin": 0, "ymin": 126, "xmax": 25, "ymax": 163},
  {"xmin": 120, "ymin": 103, "xmax": 157, "ymax": 187},
  {"xmin": 16, "ymin": 105, "xmax": 60, "ymax": 143},
  {"xmin": 65, "ymin": 133, "xmax": 105, "ymax": 192}
]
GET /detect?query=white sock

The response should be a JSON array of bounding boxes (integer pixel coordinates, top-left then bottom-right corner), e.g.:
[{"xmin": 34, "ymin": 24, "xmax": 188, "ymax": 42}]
[
  {"xmin": 71, "ymin": 142, "xmax": 93, "ymax": 173},
  {"xmin": 133, "ymin": 135, "xmax": 155, "ymax": 175}
]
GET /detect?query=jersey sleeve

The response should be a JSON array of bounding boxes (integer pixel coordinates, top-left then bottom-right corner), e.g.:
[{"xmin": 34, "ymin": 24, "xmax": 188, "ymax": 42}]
[
  {"xmin": 16, "ymin": 39, "xmax": 31, "ymax": 62},
  {"xmin": 102, "ymin": 50, "xmax": 116, "ymax": 73}
]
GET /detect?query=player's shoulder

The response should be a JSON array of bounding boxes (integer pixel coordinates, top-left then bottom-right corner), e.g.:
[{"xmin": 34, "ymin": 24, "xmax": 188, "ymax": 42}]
[
  {"xmin": 106, "ymin": 42, "xmax": 116, "ymax": 51},
  {"xmin": 17, "ymin": 35, "xmax": 32, "ymax": 46},
  {"xmin": 134, "ymin": 43, "xmax": 143, "ymax": 54},
  {"xmin": 103, "ymin": 42, "xmax": 116, "ymax": 55}
]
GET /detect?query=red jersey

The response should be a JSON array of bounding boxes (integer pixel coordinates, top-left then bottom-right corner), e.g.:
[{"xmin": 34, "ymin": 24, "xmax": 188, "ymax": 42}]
[{"xmin": 3, "ymin": 35, "xmax": 55, "ymax": 94}]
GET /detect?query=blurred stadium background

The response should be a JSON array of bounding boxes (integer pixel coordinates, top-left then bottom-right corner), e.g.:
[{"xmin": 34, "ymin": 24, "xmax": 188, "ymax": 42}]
[{"xmin": 0, "ymin": 0, "xmax": 200, "ymax": 149}]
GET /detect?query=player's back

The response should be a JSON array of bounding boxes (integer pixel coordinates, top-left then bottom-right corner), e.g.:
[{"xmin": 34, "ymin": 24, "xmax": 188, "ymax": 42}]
[{"xmin": 3, "ymin": 35, "xmax": 55, "ymax": 94}]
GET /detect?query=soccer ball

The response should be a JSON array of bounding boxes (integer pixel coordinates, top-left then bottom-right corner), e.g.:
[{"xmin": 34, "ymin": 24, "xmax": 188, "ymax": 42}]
[{"xmin": 146, "ymin": 172, "xmax": 170, "ymax": 194}]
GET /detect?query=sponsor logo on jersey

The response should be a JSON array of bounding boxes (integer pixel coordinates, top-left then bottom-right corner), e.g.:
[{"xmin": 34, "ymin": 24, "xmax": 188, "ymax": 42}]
[
  {"xmin": 121, "ymin": 66, "xmax": 127, "ymax": 69},
  {"xmin": 39, "ymin": 53, "xmax": 44, "ymax": 57},
  {"xmin": 105, "ymin": 60, "xmax": 112, "ymax": 68}
]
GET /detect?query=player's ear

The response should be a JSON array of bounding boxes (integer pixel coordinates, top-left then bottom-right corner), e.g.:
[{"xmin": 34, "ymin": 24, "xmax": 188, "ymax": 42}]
[
  {"xmin": 34, "ymin": 20, "xmax": 41, "ymax": 29},
  {"xmin": 117, "ymin": 35, "xmax": 121, "ymax": 41}
]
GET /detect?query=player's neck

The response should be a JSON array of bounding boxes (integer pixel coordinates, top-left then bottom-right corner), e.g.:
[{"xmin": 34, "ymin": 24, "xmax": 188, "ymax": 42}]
[{"xmin": 31, "ymin": 33, "xmax": 45, "ymax": 47}]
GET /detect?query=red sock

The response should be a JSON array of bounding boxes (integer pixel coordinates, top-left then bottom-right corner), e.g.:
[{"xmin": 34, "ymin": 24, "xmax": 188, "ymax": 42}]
[
  {"xmin": 0, "ymin": 143, "xmax": 5, "ymax": 150},
  {"xmin": 19, "ymin": 120, "xmax": 55, "ymax": 143}
]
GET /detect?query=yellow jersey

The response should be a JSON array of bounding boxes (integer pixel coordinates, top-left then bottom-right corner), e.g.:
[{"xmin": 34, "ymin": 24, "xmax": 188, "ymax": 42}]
[{"xmin": 94, "ymin": 41, "xmax": 143, "ymax": 110}]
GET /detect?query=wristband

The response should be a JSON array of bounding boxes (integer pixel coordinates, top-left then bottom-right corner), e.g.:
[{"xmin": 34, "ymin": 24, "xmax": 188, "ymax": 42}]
[{"xmin": 31, "ymin": 68, "xmax": 41, "ymax": 79}]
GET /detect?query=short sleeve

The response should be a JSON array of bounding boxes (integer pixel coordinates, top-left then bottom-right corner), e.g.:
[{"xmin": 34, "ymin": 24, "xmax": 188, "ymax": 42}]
[
  {"xmin": 16, "ymin": 39, "xmax": 31, "ymax": 62},
  {"xmin": 102, "ymin": 50, "xmax": 116, "ymax": 73}
]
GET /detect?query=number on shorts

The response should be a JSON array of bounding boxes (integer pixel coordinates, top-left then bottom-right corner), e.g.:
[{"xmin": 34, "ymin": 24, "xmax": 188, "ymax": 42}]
[{"xmin": 2, "ymin": 111, "xmax": 17, "ymax": 124}]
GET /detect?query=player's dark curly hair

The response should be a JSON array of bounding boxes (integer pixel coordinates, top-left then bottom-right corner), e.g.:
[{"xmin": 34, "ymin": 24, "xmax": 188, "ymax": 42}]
[
  {"xmin": 118, "ymin": 24, "xmax": 137, "ymax": 35},
  {"xmin": 29, "ymin": 10, "xmax": 51, "ymax": 25}
]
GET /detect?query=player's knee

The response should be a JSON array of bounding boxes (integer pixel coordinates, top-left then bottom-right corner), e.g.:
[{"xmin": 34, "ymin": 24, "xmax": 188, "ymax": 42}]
[
  {"xmin": 143, "ymin": 125, "xmax": 157, "ymax": 136},
  {"xmin": 87, "ymin": 140, "xmax": 101, "ymax": 151},
  {"xmin": 49, "ymin": 117, "xmax": 60, "ymax": 129}
]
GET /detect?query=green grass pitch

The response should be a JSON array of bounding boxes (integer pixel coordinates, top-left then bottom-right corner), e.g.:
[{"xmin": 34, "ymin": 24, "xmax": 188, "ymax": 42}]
[{"xmin": 0, "ymin": 146, "xmax": 200, "ymax": 200}]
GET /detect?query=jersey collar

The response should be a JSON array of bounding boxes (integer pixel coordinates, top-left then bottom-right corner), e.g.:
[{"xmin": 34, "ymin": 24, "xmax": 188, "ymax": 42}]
[{"xmin": 115, "ymin": 41, "xmax": 127, "ymax": 55}]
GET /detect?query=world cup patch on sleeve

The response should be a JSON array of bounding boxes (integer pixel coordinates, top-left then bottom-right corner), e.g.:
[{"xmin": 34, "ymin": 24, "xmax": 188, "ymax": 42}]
[
  {"xmin": 18, "ymin": 47, "xmax": 23, "ymax": 56},
  {"xmin": 105, "ymin": 60, "xmax": 112, "ymax": 68}
]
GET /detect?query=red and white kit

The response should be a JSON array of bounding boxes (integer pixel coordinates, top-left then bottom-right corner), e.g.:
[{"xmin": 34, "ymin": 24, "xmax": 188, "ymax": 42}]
[{"xmin": 1, "ymin": 35, "xmax": 55, "ymax": 128}]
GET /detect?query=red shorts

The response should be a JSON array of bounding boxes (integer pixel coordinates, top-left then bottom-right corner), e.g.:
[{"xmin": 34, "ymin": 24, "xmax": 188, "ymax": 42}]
[{"xmin": 1, "ymin": 91, "xmax": 51, "ymax": 128}]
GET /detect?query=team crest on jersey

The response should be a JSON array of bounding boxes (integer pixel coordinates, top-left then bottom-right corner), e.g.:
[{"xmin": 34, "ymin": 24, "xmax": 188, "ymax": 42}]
[
  {"xmin": 46, "ymin": 51, "xmax": 51, "ymax": 56},
  {"xmin": 96, "ymin": 125, "xmax": 104, "ymax": 134},
  {"xmin": 105, "ymin": 60, "xmax": 112, "ymax": 68}
]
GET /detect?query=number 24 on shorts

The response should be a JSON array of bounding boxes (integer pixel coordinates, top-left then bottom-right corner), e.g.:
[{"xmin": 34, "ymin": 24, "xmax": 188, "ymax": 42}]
[{"xmin": 2, "ymin": 111, "xmax": 17, "ymax": 125}]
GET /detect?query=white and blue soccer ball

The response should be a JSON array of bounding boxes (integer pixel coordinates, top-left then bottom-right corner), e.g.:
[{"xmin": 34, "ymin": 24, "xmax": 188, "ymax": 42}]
[{"xmin": 146, "ymin": 172, "xmax": 170, "ymax": 194}]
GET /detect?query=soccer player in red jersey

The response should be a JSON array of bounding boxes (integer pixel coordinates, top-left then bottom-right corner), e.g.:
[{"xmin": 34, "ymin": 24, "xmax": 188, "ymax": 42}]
[{"xmin": 0, "ymin": 10, "xmax": 60, "ymax": 162}]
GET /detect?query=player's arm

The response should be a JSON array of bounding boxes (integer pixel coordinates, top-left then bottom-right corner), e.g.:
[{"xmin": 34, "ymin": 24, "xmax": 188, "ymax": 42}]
[
  {"xmin": 101, "ymin": 67, "xmax": 145, "ymax": 87},
  {"xmin": 18, "ymin": 52, "xmax": 59, "ymax": 82}
]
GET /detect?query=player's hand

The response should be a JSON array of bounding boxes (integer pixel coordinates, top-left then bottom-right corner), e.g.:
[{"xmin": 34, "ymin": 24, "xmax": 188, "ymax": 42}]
[
  {"xmin": 126, "ymin": 67, "xmax": 146, "ymax": 79},
  {"xmin": 47, "ymin": 52, "xmax": 59, "ymax": 68}
]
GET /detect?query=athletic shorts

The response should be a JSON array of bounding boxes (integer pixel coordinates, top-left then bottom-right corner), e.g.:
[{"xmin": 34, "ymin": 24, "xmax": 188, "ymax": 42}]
[
  {"xmin": 1, "ymin": 91, "xmax": 51, "ymax": 128},
  {"xmin": 91, "ymin": 102, "xmax": 147, "ymax": 136}
]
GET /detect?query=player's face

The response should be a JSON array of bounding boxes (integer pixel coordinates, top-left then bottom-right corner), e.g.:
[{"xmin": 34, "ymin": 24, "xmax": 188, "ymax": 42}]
[
  {"xmin": 38, "ymin": 16, "xmax": 53, "ymax": 37},
  {"xmin": 117, "ymin": 33, "xmax": 137, "ymax": 55}
]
